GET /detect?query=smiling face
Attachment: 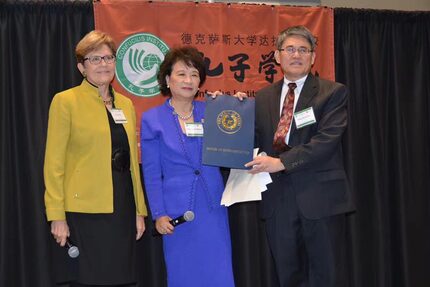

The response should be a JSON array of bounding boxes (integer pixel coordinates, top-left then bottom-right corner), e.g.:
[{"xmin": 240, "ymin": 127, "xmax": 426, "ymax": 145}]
[
  {"xmin": 77, "ymin": 44, "xmax": 116, "ymax": 87},
  {"xmin": 275, "ymin": 35, "xmax": 316, "ymax": 81},
  {"xmin": 166, "ymin": 60, "xmax": 200, "ymax": 101}
]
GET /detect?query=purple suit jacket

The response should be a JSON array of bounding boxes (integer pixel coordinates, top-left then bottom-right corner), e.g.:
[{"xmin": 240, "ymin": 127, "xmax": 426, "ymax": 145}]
[{"xmin": 140, "ymin": 100, "xmax": 224, "ymax": 219}]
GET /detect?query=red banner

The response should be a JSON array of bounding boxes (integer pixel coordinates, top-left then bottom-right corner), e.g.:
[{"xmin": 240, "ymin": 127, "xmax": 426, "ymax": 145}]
[{"xmin": 94, "ymin": 1, "xmax": 334, "ymax": 150}]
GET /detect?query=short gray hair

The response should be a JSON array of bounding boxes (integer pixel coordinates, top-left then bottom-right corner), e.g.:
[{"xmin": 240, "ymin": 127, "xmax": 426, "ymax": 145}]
[{"xmin": 276, "ymin": 25, "xmax": 317, "ymax": 51}]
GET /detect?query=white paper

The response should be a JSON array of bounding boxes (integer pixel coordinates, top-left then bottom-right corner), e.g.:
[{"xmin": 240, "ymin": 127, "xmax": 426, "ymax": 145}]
[{"xmin": 221, "ymin": 149, "xmax": 272, "ymax": 206}]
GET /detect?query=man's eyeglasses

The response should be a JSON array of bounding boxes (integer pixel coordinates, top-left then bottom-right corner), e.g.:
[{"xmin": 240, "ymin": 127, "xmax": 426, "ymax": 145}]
[
  {"xmin": 83, "ymin": 55, "xmax": 116, "ymax": 65},
  {"xmin": 278, "ymin": 46, "xmax": 313, "ymax": 55}
]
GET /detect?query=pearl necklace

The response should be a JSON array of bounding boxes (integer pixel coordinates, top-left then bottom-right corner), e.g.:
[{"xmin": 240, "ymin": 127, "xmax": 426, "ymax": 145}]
[{"xmin": 169, "ymin": 98, "xmax": 194, "ymax": 120}]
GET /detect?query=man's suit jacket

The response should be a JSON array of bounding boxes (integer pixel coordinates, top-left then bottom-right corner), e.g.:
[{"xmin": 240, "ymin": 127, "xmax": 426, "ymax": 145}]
[{"xmin": 255, "ymin": 73, "xmax": 355, "ymax": 220}]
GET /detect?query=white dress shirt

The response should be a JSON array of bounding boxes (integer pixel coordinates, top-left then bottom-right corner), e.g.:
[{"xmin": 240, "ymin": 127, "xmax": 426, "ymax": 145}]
[{"xmin": 279, "ymin": 74, "xmax": 308, "ymax": 144}]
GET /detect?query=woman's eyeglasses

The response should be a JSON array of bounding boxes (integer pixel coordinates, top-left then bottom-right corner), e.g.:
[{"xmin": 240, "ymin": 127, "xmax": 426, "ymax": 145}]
[{"xmin": 83, "ymin": 55, "xmax": 116, "ymax": 65}]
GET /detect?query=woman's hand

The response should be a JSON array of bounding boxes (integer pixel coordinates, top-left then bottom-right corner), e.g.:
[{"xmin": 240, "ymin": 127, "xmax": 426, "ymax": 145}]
[
  {"xmin": 51, "ymin": 220, "xmax": 70, "ymax": 247},
  {"xmin": 136, "ymin": 215, "xmax": 146, "ymax": 240},
  {"xmin": 155, "ymin": 216, "xmax": 174, "ymax": 235},
  {"xmin": 207, "ymin": 90, "xmax": 223, "ymax": 98},
  {"xmin": 232, "ymin": 91, "xmax": 248, "ymax": 101},
  {"xmin": 208, "ymin": 90, "xmax": 248, "ymax": 101}
]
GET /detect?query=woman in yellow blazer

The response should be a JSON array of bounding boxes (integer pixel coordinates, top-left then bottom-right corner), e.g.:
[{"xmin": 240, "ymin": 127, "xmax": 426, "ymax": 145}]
[{"xmin": 44, "ymin": 30, "xmax": 147, "ymax": 287}]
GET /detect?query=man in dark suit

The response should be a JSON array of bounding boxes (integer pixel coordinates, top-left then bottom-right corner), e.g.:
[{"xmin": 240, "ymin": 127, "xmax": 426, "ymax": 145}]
[{"xmin": 245, "ymin": 26, "xmax": 355, "ymax": 287}]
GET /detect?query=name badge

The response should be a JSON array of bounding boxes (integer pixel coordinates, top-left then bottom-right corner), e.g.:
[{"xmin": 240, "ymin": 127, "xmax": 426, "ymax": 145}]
[
  {"xmin": 185, "ymin": 123, "xmax": 204, "ymax": 137},
  {"xmin": 110, "ymin": 109, "xmax": 127, "ymax": 124},
  {"xmin": 294, "ymin": 107, "xmax": 316, "ymax": 129}
]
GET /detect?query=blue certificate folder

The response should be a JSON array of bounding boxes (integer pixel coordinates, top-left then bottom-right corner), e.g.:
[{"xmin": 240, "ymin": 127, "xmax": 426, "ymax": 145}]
[{"xmin": 202, "ymin": 95, "xmax": 255, "ymax": 169}]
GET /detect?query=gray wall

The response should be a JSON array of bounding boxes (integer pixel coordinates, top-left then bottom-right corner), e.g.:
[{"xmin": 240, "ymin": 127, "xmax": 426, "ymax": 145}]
[
  {"xmin": 321, "ymin": 0, "xmax": 430, "ymax": 11},
  {"xmin": 164, "ymin": 0, "xmax": 430, "ymax": 11}
]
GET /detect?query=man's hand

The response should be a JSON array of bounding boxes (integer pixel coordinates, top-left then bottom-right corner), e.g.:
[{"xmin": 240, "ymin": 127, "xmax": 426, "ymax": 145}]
[{"xmin": 245, "ymin": 155, "xmax": 285, "ymax": 174}]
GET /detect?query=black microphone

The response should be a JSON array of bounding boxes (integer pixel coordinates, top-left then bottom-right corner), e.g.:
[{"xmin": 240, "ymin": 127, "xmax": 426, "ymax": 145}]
[
  {"xmin": 170, "ymin": 210, "xmax": 195, "ymax": 227},
  {"xmin": 65, "ymin": 240, "xmax": 79, "ymax": 258},
  {"xmin": 152, "ymin": 211, "xmax": 195, "ymax": 236}
]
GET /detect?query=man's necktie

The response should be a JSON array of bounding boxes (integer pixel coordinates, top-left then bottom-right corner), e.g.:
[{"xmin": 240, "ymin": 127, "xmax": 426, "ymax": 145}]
[{"xmin": 273, "ymin": 82, "xmax": 297, "ymax": 152}]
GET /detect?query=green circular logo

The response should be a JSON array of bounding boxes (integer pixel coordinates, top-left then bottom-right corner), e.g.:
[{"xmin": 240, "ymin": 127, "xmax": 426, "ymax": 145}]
[{"xmin": 116, "ymin": 33, "xmax": 169, "ymax": 97}]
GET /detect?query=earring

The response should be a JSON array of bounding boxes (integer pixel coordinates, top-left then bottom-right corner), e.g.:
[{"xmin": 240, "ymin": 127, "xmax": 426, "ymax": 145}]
[
  {"xmin": 82, "ymin": 71, "xmax": 86, "ymax": 77},
  {"xmin": 167, "ymin": 84, "xmax": 170, "ymax": 89}
]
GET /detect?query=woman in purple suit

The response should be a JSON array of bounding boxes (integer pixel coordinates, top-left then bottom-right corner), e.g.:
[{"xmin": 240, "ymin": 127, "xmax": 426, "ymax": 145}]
[{"xmin": 140, "ymin": 46, "xmax": 235, "ymax": 287}]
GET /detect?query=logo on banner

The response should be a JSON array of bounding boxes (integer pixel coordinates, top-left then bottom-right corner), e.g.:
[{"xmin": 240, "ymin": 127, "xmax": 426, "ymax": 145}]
[
  {"xmin": 216, "ymin": 110, "xmax": 242, "ymax": 134},
  {"xmin": 116, "ymin": 33, "xmax": 169, "ymax": 97}
]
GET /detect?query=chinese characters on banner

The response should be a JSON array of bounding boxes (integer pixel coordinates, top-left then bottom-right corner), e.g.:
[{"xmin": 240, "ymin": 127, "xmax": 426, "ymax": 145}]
[{"xmin": 94, "ymin": 1, "xmax": 334, "ymax": 152}]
